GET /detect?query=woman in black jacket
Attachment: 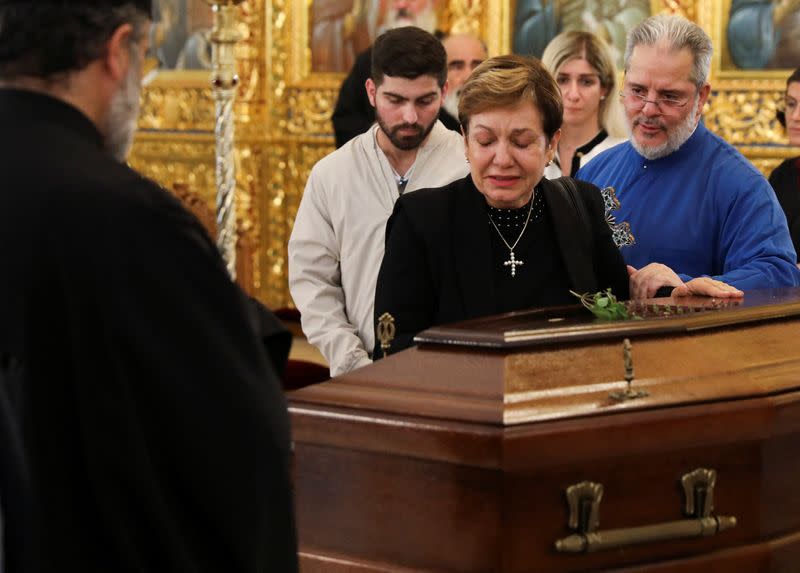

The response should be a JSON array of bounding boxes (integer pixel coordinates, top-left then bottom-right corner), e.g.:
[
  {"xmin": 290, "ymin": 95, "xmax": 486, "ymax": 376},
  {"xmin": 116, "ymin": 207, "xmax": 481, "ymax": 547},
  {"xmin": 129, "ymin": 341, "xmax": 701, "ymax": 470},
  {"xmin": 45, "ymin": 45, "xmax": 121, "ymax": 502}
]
[{"xmin": 372, "ymin": 54, "xmax": 629, "ymax": 356}]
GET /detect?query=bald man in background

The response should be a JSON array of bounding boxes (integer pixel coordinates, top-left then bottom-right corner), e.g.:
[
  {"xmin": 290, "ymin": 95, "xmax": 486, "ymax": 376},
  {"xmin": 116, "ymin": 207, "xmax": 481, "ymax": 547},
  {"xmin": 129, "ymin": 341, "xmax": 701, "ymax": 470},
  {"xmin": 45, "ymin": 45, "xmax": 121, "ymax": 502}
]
[{"xmin": 440, "ymin": 33, "xmax": 487, "ymax": 129}]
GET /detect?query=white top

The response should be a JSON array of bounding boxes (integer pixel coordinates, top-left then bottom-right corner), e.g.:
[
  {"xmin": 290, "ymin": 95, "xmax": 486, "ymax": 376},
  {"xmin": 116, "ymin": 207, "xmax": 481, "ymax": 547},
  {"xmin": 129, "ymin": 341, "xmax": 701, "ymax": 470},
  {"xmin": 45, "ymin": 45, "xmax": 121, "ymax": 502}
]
[
  {"xmin": 288, "ymin": 121, "xmax": 469, "ymax": 376},
  {"xmin": 544, "ymin": 134, "xmax": 626, "ymax": 180}
]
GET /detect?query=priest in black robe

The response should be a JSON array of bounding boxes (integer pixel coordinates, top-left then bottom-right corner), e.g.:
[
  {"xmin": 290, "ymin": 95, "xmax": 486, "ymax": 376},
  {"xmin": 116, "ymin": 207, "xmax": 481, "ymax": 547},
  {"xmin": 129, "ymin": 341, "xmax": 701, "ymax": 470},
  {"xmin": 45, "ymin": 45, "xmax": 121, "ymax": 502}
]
[{"xmin": 0, "ymin": 1, "xmax": 297, "ymax": 571}]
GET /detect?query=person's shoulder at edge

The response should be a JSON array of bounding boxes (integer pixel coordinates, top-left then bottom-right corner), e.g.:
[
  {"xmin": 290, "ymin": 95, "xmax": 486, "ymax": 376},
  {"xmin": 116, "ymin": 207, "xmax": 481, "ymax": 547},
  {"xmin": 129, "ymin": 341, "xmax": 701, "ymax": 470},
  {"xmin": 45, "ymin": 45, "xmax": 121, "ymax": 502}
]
[
  {"xmin": 770, "ymin": 157, "xmax": 798, "ymax": 184},
  {"xmin": 771, "ymin": 157, "xmax": 797, "ymax": 174}
]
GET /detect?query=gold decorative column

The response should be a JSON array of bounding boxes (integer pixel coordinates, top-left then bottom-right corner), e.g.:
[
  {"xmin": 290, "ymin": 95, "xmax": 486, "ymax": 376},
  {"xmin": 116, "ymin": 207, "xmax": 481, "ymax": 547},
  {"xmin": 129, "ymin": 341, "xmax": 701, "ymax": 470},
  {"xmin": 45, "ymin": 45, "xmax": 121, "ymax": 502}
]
[{"xmin": 206, "ymin": 0, "xmax": 244, "ymax": 279}]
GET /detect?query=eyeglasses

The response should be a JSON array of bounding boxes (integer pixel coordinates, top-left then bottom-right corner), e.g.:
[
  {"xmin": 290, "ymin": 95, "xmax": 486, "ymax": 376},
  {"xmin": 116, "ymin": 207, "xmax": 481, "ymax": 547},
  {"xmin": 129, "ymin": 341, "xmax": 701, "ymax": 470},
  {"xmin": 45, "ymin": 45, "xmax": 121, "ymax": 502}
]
[{"xmin": 620, "ymin": 85, "xmax": 691, "ymax": 112}]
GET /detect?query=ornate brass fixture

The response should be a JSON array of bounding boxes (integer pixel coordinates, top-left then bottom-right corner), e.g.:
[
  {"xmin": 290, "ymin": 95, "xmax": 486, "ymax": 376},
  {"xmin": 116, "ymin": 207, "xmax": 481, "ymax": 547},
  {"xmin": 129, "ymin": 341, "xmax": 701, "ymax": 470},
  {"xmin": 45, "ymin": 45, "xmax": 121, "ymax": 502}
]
[
  {"xmin": 377, "ymin": 313, "xmax": 397, "ymax": 357},
  {"xmin": 610, "ymin": 338, "xmax": 649, "ymax": 401},
  {"xmin": 206, "ymin": 0, "xmax": 244, "ymax": 279},
  {"xmin": 555, "ymin": 467, "xmax": 737, "ymax": 553}
]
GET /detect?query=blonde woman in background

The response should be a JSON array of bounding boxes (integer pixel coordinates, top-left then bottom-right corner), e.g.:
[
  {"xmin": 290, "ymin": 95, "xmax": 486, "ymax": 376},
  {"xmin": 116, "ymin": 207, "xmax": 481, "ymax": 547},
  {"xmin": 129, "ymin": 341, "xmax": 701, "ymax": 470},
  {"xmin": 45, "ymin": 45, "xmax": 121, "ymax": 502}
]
[{"xmin": 542, "ymin": 30, "xmax": 626, "ymax": 178}]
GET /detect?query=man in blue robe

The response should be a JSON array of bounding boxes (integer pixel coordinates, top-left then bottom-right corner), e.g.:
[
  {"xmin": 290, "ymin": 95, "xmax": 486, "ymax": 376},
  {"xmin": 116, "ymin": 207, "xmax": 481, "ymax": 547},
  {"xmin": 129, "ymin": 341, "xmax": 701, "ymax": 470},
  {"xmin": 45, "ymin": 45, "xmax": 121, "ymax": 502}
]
[{"xmin": 578, "ymin": 14, "xmax": 800, "ymax": 299}]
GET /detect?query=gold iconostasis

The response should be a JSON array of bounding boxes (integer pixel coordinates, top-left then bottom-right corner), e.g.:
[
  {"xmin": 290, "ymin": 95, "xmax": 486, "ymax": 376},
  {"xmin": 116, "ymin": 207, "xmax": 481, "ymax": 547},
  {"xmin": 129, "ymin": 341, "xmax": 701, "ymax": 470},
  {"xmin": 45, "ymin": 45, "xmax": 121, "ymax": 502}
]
[{"xmin": 128, "ymin": 0, "xmax": 800, "ymax": 308}]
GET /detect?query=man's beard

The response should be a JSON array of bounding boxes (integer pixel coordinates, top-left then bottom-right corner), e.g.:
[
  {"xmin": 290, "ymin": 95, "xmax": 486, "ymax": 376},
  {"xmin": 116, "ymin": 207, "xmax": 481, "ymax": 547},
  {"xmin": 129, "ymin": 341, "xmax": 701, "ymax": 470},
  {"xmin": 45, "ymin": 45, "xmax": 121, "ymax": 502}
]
[
  {"xmin": 629, "ymin": 97, "xmax": 699, "ymax": 160},
  {"xmin": 106, "ymin": 49, "xmax": 142, "ymax": 162},
  {"xmin": 383, "ymin": 5, "xmax": 438, "ymax": 34},
  {"xmin": 442, "ymin": 88, "xmax": 460, "ymax": 120},
  {"xmin": 376, "ymin": 111, "xmax": 437, "ymax": 151}
]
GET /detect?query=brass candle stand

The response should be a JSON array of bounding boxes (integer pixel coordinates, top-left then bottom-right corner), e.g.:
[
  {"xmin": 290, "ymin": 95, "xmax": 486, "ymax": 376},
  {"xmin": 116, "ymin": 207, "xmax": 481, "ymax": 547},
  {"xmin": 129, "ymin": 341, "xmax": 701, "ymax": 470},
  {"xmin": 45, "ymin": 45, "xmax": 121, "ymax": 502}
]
[{"xmin": 205, "ymin": 0, "xmax": 244, "ymax": 279}]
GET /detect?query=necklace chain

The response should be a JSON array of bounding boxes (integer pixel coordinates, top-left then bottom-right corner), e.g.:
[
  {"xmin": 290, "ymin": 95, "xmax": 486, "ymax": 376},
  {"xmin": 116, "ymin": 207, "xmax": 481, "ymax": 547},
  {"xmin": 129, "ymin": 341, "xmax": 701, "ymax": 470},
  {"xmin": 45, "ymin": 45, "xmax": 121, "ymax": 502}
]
[
  {"xmin": 487, "ymin": 192, "xmax": 535, "ymax": 277},
  {"xmin": 373, "ymin": 126, "xmax": 414, "ymax": 196},
  {"xmin": 488, "ymin": 193, "xmax": 535, "ymax": 251}
]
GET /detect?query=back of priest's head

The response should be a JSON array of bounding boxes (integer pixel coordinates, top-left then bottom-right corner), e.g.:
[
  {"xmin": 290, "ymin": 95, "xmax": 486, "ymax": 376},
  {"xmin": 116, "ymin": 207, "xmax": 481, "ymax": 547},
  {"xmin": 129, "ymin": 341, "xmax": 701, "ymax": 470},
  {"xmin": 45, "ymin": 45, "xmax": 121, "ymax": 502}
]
[{"xmin": 0, "ymin": 0, "xmax": 151, "ymax": 80}]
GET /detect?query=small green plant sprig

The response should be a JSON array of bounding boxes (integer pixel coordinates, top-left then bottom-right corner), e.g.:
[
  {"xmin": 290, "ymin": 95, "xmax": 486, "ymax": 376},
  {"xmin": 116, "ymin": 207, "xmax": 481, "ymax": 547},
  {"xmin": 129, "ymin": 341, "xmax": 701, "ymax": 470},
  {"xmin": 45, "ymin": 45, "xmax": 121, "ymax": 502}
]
[{"xmin": 570, "ymin": 288, "xmax": 633, "ymax": 321}]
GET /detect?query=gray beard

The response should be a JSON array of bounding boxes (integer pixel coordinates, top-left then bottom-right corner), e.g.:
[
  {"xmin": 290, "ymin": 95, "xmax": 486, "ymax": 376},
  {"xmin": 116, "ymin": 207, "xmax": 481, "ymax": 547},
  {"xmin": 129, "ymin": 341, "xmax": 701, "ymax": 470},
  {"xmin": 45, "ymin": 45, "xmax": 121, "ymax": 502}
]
[
  {"xmin": 629, "ymin": 97, "xmax": 699, "ymax": 160},
  {"xmin": 106, "ymin": 56, "xmax": 142, "ymax": 162}
]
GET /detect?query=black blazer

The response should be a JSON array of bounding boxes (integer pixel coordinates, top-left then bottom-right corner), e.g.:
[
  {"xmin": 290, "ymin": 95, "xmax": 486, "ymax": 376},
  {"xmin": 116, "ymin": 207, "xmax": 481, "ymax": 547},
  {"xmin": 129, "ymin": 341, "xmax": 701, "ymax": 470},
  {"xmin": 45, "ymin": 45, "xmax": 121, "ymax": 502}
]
[
  {"xmin": 769, "ymin": 157, "xmax": 800, "ymax": 255},
  {"xmin": 373, "ymin": 175, "xmax": 629, "ymax": 356}
]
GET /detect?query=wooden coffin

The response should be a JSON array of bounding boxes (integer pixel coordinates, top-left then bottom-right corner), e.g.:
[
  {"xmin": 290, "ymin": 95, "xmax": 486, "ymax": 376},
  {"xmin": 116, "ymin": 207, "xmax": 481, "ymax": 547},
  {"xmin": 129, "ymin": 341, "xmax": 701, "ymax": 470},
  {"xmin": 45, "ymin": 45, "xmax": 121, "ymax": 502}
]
[{"xmin": 288, "ymin": 288, "xmax": 800, "ymax": 572}]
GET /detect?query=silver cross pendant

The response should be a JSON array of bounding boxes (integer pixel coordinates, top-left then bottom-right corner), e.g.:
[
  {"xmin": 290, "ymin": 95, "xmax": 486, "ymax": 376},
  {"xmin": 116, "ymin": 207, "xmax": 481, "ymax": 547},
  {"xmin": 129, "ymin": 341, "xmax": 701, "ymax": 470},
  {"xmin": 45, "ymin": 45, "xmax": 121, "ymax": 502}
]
[{"xmin": 503, "ymin": 251, "xmax": 524, "ymax": 277}]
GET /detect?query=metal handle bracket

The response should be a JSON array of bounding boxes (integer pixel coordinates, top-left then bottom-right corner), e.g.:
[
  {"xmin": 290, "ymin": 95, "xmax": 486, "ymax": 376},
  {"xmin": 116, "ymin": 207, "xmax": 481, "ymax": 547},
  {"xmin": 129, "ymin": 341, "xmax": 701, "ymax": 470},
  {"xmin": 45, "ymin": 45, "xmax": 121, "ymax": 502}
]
[{"xmin": 555, "ymin": 467, "xmax": 737, "ymax": 554}]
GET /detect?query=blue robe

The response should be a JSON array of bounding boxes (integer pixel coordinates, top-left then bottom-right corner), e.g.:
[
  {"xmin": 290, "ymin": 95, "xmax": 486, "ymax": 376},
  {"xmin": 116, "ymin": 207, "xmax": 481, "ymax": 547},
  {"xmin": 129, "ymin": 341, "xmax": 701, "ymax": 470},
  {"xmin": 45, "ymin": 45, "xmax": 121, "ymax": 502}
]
[{"xmin": 577, "ymin": 122, "xmax": 800, "ymax": 290}]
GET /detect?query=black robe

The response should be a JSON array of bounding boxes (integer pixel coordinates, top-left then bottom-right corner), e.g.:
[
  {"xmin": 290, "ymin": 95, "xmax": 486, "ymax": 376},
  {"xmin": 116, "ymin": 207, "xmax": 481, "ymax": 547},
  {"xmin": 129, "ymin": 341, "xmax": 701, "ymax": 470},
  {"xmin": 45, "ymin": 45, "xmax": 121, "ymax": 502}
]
[
  {"xmin": 0, "ymin": 89, "xmax": 298, "ymax": 572},
  {"xmin": 0, "ymin": 375, "xmax": 33, "ymax": 573},
  {"xmin": 373, "ymin": 175, "xmax": 629, "ymax": 355}
]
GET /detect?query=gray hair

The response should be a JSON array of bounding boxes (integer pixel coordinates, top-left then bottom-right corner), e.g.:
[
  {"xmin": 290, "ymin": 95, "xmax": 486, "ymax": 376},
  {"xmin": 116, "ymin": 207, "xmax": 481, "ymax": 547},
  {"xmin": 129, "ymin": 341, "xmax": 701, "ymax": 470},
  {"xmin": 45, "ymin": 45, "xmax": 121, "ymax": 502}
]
[{"xmin": 624, "ymin": 14, "xmax": 712, "ymax": 90}]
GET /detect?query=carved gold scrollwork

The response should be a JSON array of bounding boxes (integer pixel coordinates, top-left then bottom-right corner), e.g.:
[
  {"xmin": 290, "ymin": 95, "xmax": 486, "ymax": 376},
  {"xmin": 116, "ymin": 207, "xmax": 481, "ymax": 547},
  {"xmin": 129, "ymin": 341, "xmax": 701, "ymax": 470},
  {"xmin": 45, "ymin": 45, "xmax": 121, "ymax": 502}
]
[
  {"xmin": 286, "ymin": 88, "xmax": 341, "ymax": 135},
  {"xmin": 139, "ymin": 81, "xmax": 215, "ymax": 132},
  {"xmin": 658, "ymin": 0, "xmax": 695, "ymax": 21},
  {"xmin": 705, "ymin": 89, "xmax": 786, "ymax": 146},
  {"xmin": 447, "ymin": 0, "xmax": 483, "ymax": 36}
]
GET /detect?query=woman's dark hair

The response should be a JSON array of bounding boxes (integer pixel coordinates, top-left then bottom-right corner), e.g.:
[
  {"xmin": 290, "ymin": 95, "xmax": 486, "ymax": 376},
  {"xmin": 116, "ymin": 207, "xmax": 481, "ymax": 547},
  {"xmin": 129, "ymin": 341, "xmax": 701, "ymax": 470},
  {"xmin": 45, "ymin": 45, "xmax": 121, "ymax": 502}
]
[
  {"xmin": 0, "ymin": 2, "xmax": 149, "ymax": 80},
  {"xmin": 777, "ymin": 68, "xmax": 800, "ymax": 128},
  {"xmin": 371, "ymin": 27, "xmax": 447, "ymax": 88}
]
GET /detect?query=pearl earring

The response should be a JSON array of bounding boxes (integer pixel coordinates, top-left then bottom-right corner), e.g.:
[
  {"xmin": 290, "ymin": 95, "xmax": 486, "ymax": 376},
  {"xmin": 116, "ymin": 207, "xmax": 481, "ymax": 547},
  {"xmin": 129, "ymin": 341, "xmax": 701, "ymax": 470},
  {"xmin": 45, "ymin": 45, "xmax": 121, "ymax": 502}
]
[{"xmin": 600, "ymin": 95, "xmax": 606, "ymax": 100}]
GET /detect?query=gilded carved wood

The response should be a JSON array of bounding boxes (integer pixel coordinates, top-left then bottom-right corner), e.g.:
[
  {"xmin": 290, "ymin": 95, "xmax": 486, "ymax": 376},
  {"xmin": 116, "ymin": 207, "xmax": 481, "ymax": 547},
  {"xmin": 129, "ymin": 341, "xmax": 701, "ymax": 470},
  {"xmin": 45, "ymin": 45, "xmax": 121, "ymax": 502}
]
[{"xmin": 129, "ymin": 0, "xmax": 800, "ymax": 309}]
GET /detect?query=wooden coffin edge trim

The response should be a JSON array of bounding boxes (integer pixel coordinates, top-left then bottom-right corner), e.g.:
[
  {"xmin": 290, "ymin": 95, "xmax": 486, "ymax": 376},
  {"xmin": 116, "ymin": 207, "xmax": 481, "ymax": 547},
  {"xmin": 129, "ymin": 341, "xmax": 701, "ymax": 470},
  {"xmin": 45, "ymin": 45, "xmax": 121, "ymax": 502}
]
[
  {"xmin": 298, "ymin": 528, "xmax": 800, "ymax": 573},
  {"xmin": 290, "ymin": 388, "xmax": 800, "ymax": 469}
]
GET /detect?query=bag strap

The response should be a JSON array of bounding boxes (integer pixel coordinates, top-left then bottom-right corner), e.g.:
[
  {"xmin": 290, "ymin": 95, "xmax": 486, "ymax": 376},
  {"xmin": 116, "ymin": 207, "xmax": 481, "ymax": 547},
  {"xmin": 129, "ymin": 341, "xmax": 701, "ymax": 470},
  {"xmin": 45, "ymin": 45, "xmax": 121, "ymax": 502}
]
[
  {"xmin": 555, "ymin": 176, "xmax": 589, "ymax": 226},
  {"xmin": 553, "ymin": 176, "xmax": 593, "ymax": 252}
]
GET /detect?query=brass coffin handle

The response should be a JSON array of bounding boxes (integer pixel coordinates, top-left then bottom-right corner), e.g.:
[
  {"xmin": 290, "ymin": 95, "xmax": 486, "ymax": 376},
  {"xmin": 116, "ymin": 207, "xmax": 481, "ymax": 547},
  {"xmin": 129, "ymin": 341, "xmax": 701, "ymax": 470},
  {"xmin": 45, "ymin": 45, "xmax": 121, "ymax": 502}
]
[
  {"xmin": 554, "ymin": 469, "xmax": 738, "ymax": 554},
  {"xmin": 555, "ymin": 515, "xmax": 737, "ymax": 553}
]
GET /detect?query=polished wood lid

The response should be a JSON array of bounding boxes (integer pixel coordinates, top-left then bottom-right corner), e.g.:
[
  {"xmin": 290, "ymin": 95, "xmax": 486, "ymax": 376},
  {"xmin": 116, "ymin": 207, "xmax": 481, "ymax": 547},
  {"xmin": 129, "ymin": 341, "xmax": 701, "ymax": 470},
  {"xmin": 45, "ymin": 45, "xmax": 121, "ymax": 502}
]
[{"xmin": 415, "ymin": 287, "xmax": 800, "ymax": 348}]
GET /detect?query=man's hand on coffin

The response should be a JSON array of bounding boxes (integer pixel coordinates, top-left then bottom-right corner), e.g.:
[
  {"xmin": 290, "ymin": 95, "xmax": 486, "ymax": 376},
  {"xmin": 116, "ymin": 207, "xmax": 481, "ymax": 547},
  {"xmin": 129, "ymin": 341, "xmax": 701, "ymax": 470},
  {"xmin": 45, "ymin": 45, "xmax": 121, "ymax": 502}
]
[
  {"xmin": 671, "ymin": 276, "xmax": 744, "ymax": 299},
  {"xmin": 627, "ymin": 263, "xmax": 683, "ymax": 299}
]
